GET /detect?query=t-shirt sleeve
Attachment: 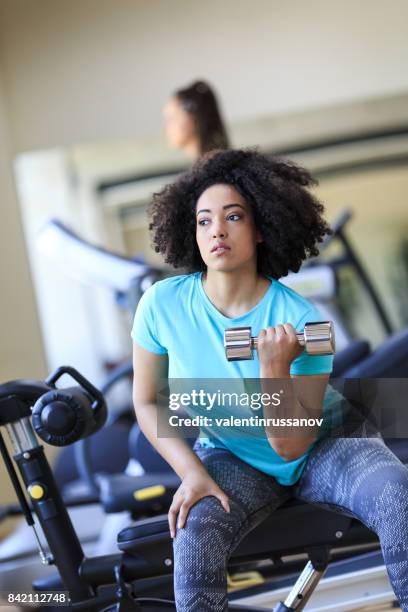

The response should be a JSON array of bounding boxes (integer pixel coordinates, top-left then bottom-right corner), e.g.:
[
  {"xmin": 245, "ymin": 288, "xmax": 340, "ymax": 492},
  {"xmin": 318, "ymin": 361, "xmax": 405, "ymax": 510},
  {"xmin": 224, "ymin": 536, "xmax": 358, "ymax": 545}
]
[
  {"xmin": 290, "ymin": 304, "xmax": 333, "ymax": 376},
  {"xmin": 130, "ymin": 284, "xmax": 167, "ymax": 355}
]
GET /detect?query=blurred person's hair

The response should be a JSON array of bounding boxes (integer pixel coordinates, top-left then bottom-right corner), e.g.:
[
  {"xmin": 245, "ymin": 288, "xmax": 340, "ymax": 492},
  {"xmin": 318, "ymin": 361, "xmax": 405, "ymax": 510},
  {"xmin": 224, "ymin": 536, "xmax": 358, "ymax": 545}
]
[{"xmin": 175, "ymin": 80, "xmax": 229, "ymax": 155}]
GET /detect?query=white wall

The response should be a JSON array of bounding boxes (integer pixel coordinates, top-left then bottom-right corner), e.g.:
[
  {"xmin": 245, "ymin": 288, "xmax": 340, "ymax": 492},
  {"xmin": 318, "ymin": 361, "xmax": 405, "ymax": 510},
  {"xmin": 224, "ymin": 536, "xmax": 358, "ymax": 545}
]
[
  {"xmin": 0, "ymin": 71, "xmax": 46, "ymax": 380},
  {"xmin": 0, "ymin": 0, "xmax": 407, "ymax": 154}
]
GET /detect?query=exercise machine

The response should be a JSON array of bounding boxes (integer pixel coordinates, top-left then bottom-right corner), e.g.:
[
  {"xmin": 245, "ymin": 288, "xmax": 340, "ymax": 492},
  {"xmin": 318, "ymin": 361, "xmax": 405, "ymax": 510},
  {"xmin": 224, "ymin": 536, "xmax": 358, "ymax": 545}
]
[{"xmin": 2, "ymin": 327, "xmax": 408, "ymax": 609}]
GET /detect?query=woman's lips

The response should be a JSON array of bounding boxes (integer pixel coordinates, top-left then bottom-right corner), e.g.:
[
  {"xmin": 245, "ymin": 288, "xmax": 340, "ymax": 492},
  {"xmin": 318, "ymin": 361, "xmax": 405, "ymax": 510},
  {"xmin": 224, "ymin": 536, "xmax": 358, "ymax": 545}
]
[{"xmin": 212, "ymin": 246, "xmax": 231, "ymax": 256}]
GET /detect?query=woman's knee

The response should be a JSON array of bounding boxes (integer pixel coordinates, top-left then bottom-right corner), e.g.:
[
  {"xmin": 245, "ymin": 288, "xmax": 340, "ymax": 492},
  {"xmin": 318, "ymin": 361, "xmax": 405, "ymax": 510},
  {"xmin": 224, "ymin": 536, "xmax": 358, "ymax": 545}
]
[
  {"xmin": 357, "ymin": 445, "xmax": 408, "ymax": 495},
  {"xmin": 356, "ymin": 460, "xmax": 408, "ymax": 531},
  {"xmin": 173, "ymin": 496, "xmax": 237, "ymax": 571}
]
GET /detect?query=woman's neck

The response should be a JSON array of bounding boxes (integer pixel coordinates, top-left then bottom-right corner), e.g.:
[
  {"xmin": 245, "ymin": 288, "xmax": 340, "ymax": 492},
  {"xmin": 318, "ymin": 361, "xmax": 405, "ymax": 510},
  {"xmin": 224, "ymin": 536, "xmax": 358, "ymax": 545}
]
[
  {"xmin": 202, "ymin": 268, "xmax": 271, "ymax": 318},
  {"xmin": 183, "ymin": 139, "xmax": 201, "ymax": 161}
]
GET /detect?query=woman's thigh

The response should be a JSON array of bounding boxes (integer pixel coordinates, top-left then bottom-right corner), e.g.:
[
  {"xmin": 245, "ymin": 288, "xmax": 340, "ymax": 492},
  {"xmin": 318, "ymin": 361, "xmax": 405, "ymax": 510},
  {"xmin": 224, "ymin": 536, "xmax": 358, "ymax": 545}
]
[
  {"xmin": 173, "ymin": 445, "xmax": 290, "ymax": 560},
  {"xmin": 294, "ymin": 435, "xmax": 408, "ymax": 525}
]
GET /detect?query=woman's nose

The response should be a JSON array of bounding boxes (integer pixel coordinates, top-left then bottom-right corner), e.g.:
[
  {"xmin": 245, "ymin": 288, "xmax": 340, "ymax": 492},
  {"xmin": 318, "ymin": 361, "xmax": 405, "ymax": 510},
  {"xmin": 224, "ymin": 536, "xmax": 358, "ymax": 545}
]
[{"xmin": 212, "ymin": 219, "xmax": 227, "ymax": 238}]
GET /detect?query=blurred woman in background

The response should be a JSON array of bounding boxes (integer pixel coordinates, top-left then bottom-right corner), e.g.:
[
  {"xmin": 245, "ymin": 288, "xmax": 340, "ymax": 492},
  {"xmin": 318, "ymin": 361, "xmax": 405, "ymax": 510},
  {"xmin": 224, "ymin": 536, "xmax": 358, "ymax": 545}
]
[{"xmin": 163, "ymin": 80, "xmax": 230, "ymax": 160}]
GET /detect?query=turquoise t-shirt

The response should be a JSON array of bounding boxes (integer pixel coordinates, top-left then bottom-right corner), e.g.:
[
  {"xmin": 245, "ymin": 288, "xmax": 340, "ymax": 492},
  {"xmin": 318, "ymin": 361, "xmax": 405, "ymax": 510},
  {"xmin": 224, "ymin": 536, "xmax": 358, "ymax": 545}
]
[{"xmin": 131, "ymin": 272, "xmax": 336, "ymax": 486}]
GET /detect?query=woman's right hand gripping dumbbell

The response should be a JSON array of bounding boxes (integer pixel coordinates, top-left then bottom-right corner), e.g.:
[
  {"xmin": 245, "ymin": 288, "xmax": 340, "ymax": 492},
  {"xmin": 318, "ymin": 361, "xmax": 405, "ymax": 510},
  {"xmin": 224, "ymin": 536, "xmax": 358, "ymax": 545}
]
[{"xmin": 168, "ymin": 466, "xmax": 230, "ymax": 538}]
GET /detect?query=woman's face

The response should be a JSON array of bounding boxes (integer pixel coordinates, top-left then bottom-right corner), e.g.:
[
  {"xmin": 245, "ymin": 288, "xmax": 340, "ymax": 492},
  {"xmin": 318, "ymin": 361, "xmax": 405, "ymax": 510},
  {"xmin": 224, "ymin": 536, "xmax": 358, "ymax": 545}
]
[
  {"xmin": 196, "ymin": 184, "xmax": 262, "ymax": 273},
  {"xmin": 163, "ymin": 96, "xmax": 197, "ymax": 150}
]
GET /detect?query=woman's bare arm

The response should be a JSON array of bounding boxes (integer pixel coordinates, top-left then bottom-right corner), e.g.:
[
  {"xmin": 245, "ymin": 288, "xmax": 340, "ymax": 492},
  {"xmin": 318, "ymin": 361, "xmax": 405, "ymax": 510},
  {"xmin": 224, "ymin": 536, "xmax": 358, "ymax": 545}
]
[
  {"xmin": 132, "ymin": 341, "xmax": 230, "ymax": 537},
  {"xmin": 263, "ymin": 373, "xmax": 329, "ymax": 461},
  {"xmin": 132, "ymin": 342, "xmax": 205, "ymax": 479},
  {"xmin": 257, "ymin": 323, "xmax": 329, "ymax": 461}
]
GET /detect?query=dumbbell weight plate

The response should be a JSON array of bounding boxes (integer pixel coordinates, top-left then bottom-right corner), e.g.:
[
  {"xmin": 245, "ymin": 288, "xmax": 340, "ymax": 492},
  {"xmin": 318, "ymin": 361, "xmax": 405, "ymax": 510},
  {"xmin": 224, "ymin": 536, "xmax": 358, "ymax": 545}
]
[
  {"xmin": 302, "ymin": 321, "xmax": 335, "ymax": 356},
  {"xmin": 223, "ymin": 327, "xmax": 253, "ymax": 361}
]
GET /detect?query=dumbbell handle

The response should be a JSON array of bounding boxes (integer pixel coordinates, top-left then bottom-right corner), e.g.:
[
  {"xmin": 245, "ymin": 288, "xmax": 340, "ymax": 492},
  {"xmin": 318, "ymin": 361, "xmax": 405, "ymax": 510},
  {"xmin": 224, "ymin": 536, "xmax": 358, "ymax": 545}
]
[
  {"xmin": 251, "ymin": 331, "xmax": 306, "ymax": 350},
  {"xmin": 224, "ymin": 321, "xmax": 335, "ymax": 361}
]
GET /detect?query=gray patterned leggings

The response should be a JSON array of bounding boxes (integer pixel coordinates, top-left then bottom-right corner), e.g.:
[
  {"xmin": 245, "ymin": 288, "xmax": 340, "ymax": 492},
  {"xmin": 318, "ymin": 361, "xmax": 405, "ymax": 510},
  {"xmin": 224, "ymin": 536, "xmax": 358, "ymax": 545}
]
[{"xmin": 173, "ymin": 437, "xmax": 408, "ymax": 611}]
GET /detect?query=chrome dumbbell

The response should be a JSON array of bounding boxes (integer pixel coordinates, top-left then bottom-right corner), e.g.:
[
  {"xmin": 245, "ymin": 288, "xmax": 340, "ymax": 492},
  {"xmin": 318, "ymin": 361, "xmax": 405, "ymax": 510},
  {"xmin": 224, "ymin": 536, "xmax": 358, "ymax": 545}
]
[{"xmin": 224, "ymin": 321, "xmax": 335, "ymax": 361}]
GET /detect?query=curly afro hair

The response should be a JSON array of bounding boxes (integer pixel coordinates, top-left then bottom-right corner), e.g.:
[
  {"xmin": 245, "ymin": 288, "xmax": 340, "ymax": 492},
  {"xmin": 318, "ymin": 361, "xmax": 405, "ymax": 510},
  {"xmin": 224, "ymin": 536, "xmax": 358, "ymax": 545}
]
[{"xmin": 149, "ymin": 148, "xmax": 332, "ymax": 279}]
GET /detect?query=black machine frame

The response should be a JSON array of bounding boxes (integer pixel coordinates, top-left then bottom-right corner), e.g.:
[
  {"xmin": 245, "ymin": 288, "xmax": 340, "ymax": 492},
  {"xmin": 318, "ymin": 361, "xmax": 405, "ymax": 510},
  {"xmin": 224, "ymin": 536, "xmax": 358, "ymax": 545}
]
[{"xmin": 0, "ymin": 367, "xmax": 387, "ymax": 612}]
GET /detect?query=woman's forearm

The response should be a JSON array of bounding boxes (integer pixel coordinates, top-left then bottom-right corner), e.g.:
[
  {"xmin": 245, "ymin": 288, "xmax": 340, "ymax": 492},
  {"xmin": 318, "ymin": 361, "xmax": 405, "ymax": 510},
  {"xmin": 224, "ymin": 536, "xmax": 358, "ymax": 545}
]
[
  {"xmin": 134, "ymin": 401, "xmax": 207, "ymax": 479},
  {"xmin": 260, "ymin": 365, "xmax": 325, "ymax": 461}
]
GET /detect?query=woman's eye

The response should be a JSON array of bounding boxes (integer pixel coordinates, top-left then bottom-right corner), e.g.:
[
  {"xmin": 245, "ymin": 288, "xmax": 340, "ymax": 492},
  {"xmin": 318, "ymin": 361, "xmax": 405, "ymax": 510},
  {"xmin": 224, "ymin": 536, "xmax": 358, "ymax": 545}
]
[
  {"xmin": 198, "ymin": 219, "xmax": 210, "ymax": 226},
  {"xmin": 227, "ymin": 214, "xmax": 241, "ymax": 221}
]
